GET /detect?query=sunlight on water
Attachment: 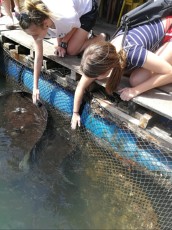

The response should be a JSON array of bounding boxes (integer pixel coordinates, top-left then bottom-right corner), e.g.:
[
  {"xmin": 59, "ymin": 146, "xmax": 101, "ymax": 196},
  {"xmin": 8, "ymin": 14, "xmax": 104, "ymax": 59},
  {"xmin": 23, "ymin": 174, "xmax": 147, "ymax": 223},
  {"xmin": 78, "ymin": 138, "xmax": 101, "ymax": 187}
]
[{"xmin": 0, "ymin": 75, "xmax": 159, "ymax": 229}]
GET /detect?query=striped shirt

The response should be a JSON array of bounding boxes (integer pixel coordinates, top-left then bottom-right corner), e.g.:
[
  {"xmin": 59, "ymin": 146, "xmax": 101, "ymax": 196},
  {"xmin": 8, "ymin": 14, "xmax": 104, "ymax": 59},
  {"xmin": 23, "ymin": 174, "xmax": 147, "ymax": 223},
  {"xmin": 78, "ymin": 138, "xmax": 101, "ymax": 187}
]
[{"xmin": 117, "ymin": 19, "xmax": 165, "ymax": 70}]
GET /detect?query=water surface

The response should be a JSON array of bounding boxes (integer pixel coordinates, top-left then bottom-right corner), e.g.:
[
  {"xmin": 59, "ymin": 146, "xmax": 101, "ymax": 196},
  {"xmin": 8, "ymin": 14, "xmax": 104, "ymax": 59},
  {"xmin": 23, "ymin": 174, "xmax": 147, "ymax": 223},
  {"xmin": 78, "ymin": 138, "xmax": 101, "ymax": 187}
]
[{"xmin": 0, "ymin": 75, "xmax": 158, "ymax": 229}]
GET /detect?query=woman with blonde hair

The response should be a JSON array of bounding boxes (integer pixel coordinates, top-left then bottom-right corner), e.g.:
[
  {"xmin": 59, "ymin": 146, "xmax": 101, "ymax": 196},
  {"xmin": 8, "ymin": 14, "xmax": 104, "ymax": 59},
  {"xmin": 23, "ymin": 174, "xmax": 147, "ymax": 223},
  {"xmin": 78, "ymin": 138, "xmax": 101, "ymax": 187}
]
[
  {"xmin": 71, "ymin": 16, "xmax": 172, "ymax": 129},
  {"xmin": 18, "ymin": 0, "xmax": 108, "ymax": 103}
]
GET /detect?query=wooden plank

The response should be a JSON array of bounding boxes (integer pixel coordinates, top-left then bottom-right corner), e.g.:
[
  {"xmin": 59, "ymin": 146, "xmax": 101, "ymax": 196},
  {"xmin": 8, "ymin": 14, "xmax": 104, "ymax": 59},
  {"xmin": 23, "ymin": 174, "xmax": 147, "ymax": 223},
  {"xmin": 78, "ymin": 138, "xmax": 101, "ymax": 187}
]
[
  {"xmin": 132, "ymin": 90, "xmax": 172, "ymax": 120},
  {"xmin": 1, "ymin": 30, "xmax": 34, "ymax": 48},
  {"xmin": 3, "ymin": 42, "xmax": 15, "ymax": 50},
  {"xmin": 158, "ymin": 84, "xmax": 172, "ymax": 95},
  {"xmin": 98, "ymin": 0, "xmax": 105, "ymax": 18},
  {"xmin": 106, "ymin": 0, "xmax": 113, "ymax": 22},
  {"xmin": 1, "ymin": 30, "xmax": 81, "ymax": 74},
  {"xmin": 95, "ymin": 97, "xmax": 140, "ymax": 126},
  {"xmin": 43, "ymin": 38, "xmax": 81, "ymax": 73},
  {"xmin": 109, "ymin": 0, "xmax": 118, "ymax": 24},
  {"xmin": 43, "ymin": 59, "xmax": 61, "ymax": 70},
  {"xmin": 0, "ymin": 24, "xmax": 9, "ymax": 32}
]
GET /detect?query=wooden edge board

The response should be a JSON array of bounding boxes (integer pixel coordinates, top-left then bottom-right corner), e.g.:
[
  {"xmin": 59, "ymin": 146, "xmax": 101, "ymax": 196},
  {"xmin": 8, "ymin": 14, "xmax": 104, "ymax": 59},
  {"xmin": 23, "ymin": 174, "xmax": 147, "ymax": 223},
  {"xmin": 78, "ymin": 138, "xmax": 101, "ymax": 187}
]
[
  {"xmin": 95, "ymin": 97, "xmax": 140, "ymax": 126},
  {"xmin": 132, "ymin": 90, "xmax": 172, "ymax": 120},
  {"xmin": 1, "ymin": 30, "xmax": 81, "ymax": 74},
  {"xmin": 95, "ymin": 97, "xmax": 172, "ymax": 152}
]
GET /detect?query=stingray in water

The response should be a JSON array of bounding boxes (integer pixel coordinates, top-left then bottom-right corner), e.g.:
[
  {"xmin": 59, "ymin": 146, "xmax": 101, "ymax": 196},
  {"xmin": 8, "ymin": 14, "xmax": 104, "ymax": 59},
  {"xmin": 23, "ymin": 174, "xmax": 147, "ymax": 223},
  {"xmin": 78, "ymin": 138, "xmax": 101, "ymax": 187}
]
[{"xmin": 0, "ymin": 90, "xmax": 48, "ymax": 174}]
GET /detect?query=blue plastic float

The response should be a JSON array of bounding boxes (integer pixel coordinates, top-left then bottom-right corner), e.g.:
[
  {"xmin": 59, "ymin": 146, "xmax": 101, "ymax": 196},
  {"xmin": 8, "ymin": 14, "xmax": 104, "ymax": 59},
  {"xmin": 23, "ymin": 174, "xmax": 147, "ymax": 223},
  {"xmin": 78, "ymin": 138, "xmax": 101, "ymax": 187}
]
[
  {"xmin": 5, "ymin": 62, "xmax": 172, "ymax": 176},
  {"xmin": 6, "ymin": 58, "xmax": 22, "ymax": 81},
  {"xmin": 22, "ymin": 69, "xmax": 74, "ymax": 114}
]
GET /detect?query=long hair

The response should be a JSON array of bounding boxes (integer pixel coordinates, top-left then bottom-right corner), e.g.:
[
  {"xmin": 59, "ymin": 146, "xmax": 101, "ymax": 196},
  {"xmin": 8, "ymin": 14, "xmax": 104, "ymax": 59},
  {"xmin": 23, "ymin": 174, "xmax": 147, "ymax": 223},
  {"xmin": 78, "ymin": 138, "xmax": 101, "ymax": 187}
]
[
  {"xmin": 19, "ymin": 0, "xmax": 53, "ymax": 30},
  {"xmin": 80, "ymin": 41, "xmax": 126, "ymax": 94}
]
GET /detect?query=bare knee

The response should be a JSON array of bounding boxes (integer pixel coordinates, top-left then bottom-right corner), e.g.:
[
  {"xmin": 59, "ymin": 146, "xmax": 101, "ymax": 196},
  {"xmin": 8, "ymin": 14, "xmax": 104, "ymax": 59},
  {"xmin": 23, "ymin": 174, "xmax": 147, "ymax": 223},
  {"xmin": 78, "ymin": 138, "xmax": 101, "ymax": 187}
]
[
  {"xmin": 67, "ymin": 43, "xmax": 83, "ymax": 56},
  {"xmin": 129, "ymin": 68, "xmax": 151, "ymax": 86},
  {"xmin": 129, "ymin": 71, "xmax": 141, "ymax": 86},
  {"xmin": 129, "ymin": 74, "xmax": 135, "ymax": 86}
]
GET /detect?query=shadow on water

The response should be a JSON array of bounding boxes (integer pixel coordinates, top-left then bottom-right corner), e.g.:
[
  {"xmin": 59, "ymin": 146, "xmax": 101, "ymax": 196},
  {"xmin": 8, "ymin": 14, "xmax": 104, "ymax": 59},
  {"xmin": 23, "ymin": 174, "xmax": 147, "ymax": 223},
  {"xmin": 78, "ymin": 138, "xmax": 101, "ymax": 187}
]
[{"xmin": 0, "ymin": 75, "xmax": 161, "ymax": 229}]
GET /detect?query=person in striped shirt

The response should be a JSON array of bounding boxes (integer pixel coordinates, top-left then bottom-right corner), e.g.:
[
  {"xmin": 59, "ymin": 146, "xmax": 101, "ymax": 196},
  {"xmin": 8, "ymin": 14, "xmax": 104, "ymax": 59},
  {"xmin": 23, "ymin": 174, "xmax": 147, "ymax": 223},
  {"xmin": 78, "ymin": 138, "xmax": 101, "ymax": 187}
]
[{"xmin": 71, "ymin": 16, "xmax": 172, "ymax": 129}]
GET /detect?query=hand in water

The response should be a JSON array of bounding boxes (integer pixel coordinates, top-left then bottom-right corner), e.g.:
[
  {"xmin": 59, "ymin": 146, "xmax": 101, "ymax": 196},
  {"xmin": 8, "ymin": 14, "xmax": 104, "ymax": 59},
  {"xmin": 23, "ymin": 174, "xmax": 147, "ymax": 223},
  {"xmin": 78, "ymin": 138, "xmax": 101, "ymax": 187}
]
[
  {"xmin": 32, "ymin": 88, "xmax": 40, "ymax": 104},
  {"xmin": 71, "ymin": 113, "xmax": 81, "ymax": 130}
]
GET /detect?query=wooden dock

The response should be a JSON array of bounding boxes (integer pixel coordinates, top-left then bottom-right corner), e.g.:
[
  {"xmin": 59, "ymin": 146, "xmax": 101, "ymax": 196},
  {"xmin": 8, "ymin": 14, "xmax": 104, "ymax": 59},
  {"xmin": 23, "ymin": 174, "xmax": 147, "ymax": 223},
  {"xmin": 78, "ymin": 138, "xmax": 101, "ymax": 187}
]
[{"xmin": 0, "ymin": 17, "xmax": 172, "ymax": 151}]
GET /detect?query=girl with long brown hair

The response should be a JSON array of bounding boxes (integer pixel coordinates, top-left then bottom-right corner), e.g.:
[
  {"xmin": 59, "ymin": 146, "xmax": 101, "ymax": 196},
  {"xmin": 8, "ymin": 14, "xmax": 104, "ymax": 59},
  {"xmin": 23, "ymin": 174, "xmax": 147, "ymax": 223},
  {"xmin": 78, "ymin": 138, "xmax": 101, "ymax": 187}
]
[{"xmin": 71, "ymin": 16, "xmax": 172, "ymax": 129}]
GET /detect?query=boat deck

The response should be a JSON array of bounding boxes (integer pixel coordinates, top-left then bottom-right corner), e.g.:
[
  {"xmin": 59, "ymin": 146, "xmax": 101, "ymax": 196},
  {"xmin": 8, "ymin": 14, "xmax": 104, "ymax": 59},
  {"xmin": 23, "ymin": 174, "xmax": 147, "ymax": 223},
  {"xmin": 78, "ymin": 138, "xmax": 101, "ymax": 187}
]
[{"xmin": 0, "ymin": 16, "xmax": 172, "ymax": 150}]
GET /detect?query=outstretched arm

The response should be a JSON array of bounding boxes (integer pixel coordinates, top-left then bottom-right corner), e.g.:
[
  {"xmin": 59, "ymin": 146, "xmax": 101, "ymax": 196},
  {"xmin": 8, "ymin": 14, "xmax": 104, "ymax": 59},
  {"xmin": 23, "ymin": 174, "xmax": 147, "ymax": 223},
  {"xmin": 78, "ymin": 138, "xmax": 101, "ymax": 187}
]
[
  {"xmin": 71, "ymin": 75, "xmax": 94, "ymax": 129},
  {"xmin": 33, "ymin": 39, "xmax": 43, "ymax": 104}
]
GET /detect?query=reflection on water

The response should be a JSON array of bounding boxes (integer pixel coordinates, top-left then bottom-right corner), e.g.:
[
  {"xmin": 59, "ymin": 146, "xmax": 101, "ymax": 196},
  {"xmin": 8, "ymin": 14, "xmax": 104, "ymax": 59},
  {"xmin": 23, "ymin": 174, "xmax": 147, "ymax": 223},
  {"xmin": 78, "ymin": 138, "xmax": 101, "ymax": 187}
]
[{"xmin": 0, "ymin": 75, "xmax": 159, "ymax": 229}]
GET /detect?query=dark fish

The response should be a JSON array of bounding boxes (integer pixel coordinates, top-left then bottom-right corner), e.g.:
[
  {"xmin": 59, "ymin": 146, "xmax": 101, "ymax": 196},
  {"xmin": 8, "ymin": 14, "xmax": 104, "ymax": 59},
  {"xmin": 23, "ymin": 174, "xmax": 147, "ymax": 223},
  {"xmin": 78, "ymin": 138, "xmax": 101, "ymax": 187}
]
[{"xmin": 0, "ymin": 91, "xmax": 48, "ymax": 172}]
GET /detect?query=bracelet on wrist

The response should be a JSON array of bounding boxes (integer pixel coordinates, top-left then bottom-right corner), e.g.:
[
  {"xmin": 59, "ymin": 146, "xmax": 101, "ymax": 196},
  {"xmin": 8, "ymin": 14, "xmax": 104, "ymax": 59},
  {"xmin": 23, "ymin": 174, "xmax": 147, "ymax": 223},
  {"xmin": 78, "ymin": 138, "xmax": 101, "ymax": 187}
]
[{"xmin": 73, "ymin": 111, "xmax": 79, "ymax": 114}]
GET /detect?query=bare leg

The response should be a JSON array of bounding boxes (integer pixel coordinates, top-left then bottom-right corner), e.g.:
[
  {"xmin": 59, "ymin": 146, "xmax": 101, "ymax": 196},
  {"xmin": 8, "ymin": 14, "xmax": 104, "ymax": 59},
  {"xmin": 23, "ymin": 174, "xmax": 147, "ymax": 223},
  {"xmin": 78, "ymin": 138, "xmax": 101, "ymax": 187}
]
[
  {"xmin": 67, "ymin": 28, "xmax": 107, "ymax": 56},
  {"xmin": 13, "ymin": 0, "xmax": 20, "ymax": 13},
  {"xmin": 2, "ymin": 0, "xmax": 12, "ymax": 17},
  {"xmin": 129, "ymin": 41, "xmax": 172, "ymax": 87},
  {"xmin": 130, "ymin": 68, "xmax": 152, "ymax": 87},
  {"xmin": 2, "ymin": 0, "xmax": 14, "ymax": 29}
]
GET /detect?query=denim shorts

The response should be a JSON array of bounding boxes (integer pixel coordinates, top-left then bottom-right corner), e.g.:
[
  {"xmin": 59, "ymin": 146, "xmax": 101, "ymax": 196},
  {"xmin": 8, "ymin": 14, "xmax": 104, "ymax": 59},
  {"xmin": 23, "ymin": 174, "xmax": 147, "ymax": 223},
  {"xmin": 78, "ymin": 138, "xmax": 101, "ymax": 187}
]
[{"xmin": 80, "ymin": 0, "xmax": 98, "ymax": 32}]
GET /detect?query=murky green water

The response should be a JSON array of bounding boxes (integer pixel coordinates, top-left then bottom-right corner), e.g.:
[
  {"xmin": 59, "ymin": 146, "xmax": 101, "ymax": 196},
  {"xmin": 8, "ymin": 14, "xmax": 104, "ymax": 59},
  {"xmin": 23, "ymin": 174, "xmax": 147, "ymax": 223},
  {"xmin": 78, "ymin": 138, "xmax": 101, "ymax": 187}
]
[{"xmin": 0, "ymin": 75, "xmax": 159, "ymax": 229}]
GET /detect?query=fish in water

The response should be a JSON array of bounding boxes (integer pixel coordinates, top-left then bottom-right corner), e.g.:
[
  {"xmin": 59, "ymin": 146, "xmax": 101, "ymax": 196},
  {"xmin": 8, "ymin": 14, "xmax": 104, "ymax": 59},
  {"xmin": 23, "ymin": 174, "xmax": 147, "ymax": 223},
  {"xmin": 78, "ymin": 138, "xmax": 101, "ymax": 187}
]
[{"xmin": 0, "ymin": 91, "xmax": 48, "ymax": 172}]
